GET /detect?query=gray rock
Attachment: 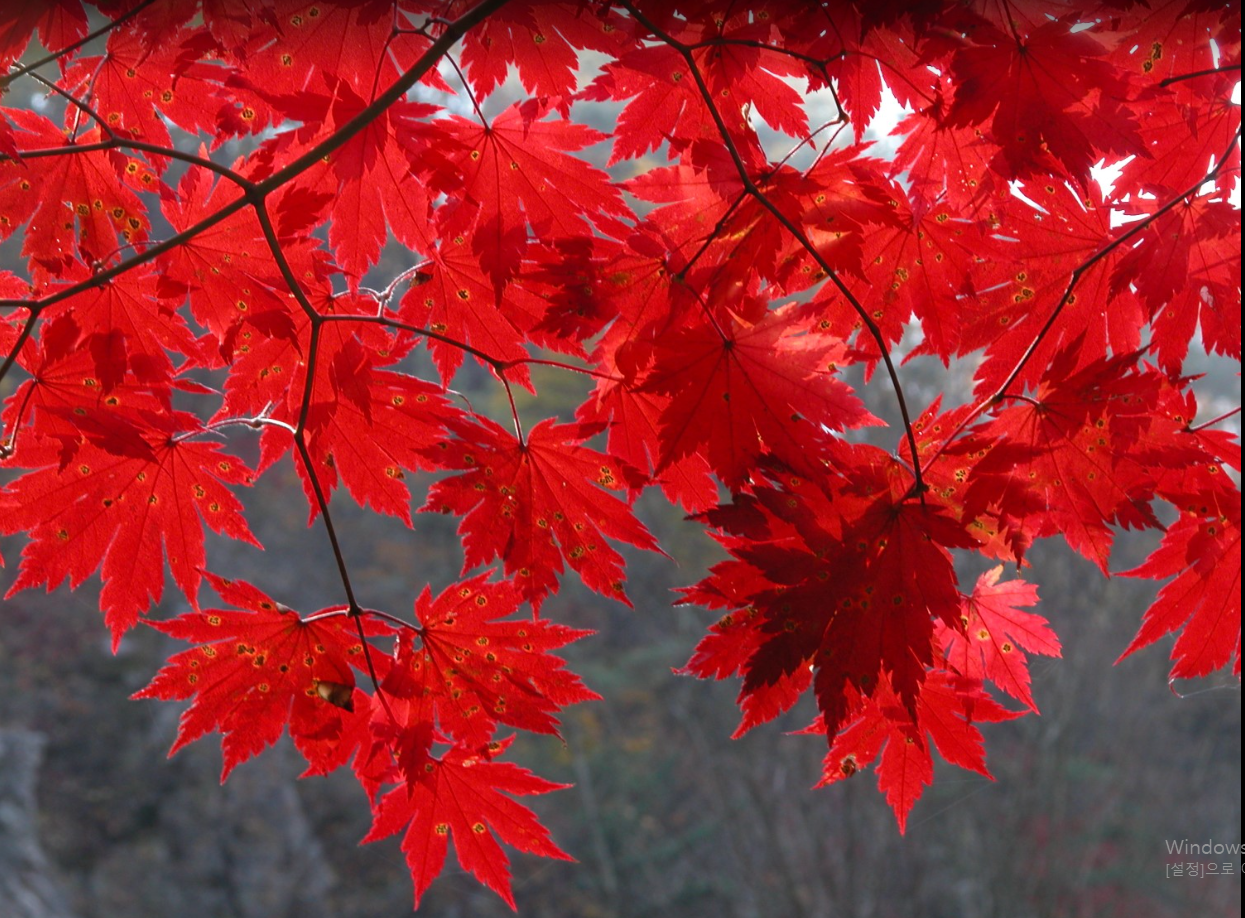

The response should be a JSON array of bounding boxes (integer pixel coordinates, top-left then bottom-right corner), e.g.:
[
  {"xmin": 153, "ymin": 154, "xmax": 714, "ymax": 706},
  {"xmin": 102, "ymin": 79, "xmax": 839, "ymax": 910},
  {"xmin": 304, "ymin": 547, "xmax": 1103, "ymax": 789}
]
[
  {"xmin": 0, "ymin": 730, "xmax": 79, "ymax": 918},
  {"xmin": 77, "ymin": 705, "xmax": 335, "ymax": 918}
]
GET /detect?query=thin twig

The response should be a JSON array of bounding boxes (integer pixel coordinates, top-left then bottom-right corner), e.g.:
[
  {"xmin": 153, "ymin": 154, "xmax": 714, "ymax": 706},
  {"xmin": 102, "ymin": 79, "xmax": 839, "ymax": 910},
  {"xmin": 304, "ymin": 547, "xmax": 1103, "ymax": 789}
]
[
  {"xmin": 920, "ymin": 128, "xmax": 1243, "ymax": 474},
  {"xmin": 618, "ymin": 0, "xmax": 927, "ymax": 496},
  {"xmin": 1188, "ymin": 406, "xmax": 1240, "ymax": 434},
  {"xmin": 0, "ymin": 0, "xmax": 158, "ymax": 90},
  {"xmin": 251, "ymin": 199, "xmax": 361, "ymax": 616},
  {"xmin": 1159, "ymin": 64, "xmax": 1242, "ymax": 87}
]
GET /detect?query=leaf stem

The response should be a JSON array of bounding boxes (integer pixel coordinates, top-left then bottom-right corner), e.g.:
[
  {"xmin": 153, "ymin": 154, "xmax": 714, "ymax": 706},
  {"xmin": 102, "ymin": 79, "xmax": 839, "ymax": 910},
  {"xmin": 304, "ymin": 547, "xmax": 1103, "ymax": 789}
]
[
  {"xmin": 1159, "ymin": 64, "xmax": 1242, "ymax": 87},
  {"xmin": 0, "ymin": 312, "xmax": 39, "ymax": 396},
  {"xmin": 1188, "ymin": 406, "xmax": 1241, "ymax": 433}
]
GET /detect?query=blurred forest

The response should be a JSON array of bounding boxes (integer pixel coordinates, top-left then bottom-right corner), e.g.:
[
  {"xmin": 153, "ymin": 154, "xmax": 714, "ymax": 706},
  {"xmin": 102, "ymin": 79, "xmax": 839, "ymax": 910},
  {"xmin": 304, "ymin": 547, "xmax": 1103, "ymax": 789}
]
[{"xmin": 1, "ymin": 21, "xmax": 1241, "ymax": 918}]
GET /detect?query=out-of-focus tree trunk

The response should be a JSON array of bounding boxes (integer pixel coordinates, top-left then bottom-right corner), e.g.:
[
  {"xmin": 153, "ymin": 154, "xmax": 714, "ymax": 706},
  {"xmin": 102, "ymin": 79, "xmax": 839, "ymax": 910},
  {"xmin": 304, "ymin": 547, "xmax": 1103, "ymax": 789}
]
[{"xmin": 0, "ymin": 730, "xmax": 79, "ymax": 918}]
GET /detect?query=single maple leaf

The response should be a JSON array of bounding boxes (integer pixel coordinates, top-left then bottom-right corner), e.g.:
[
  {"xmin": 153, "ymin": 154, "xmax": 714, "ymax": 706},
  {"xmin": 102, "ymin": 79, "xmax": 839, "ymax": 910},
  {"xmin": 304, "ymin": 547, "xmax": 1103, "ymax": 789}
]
[
  {"xmin": 0, "ymin": 113, "xmax": 150, "ymax": 280},
  {"xmin": 966, "ymin": 347, "xmax": 1165, "ymax": 572},
  {"xmin": 427, "ymin": 103, "xmax": 630, "ymax": 287},
  {"xmin": 682, "ymin": 595, "xmax": 816, "ymax": 737},
  {"xmin": 899, "ymin": 397, "xmax": 1020, "ymax": 561},
  {"xmin": 363, "ymin": 739, "xmax": 573, "ymax": 910},
  {"xmin": 422, "ymin": 415, "xmax": 658, "ymax": 609},
  {"xmin": 199, "ymin": 0, "xmax": 271, "ymax": 53},
  {"xmin": 815, "ymin": 670, "xmax": 1023, "ymax": 832},
  {"xmin": 258, "ymin": 79, "xmax": 441, "ymax": 280},
  {"xmin": 1118, "ymin": 507, "xmax": 1242, "ymax": 680},
  {"xmin": 641, "ymin": 303, "xmax": 876, "ymax": 488},
  {"xmin": 0, "ymin": 417, "xmax": 258, "ymax": 647},
  {"xmin": 945, "ymin": 15, "xmax": 1144, "ymax": 185},
  {"xmin": 521, "ymin": 235, "xmax": 622, "ymax": 348},
  {"xmin": 460, "ymin": 0, "xmax": 633, "ymax": 111},
  {"xmin": 1102, "ymin": 0, "xmax": 1235, "ymax": 92},
  {"xmin": 935, "ymin": 566, "xmax": 1061, "ymax": 712},
  {"xmin": 382, "ymin": 574, "xmax": 598, "ymax": 758},
  {"xmin": 131, "ymin": 573, "xmax": 384, "ymax": 779},
  {"xmin": 675, "ymin": 549, "xmax": 812, "ymax": 737},
  {"xmin": 794, "ymin": 148, "xmax": 907, "ymax": 283},
  {"xmin": 60, "ymin": 22, "xmax": 222, "ymax": 164},
  {"xmin": 625, "ymin": 161, "xmax": 788, "ymax": 301},
  {"xmin": 768, "ymin": 2, "xmax": 936, "ymax": 141},
  {"xmin": 625, "ymin": 149, "xmax": 894, "ymax": 301},
  {"xmin": 889, "ymin": 87, "xmax": 1003, "ymax": 212},
  {"xmin": 680, "ymin": 455, "xmax": 975, "ymax": 741},
  {"xmin": 810, "ymin": 476, "xmax": 977, "ymax": 737}
]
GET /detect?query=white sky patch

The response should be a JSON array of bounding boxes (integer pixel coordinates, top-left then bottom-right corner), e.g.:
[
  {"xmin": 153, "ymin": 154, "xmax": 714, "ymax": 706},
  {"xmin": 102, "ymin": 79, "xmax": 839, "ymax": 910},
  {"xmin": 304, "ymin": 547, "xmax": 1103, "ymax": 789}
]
[{"xmin": 752, "ymin": 69, "xmax": 912, "ymax": 169}]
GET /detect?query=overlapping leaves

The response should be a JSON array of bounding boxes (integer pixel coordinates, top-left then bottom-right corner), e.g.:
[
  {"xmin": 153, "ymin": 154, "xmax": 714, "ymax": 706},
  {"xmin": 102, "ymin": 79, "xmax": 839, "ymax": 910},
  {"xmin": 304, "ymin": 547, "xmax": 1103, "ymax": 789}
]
[{"xmin": 1, "ymin": 0, "xmax": 1239, "ymax": 910}]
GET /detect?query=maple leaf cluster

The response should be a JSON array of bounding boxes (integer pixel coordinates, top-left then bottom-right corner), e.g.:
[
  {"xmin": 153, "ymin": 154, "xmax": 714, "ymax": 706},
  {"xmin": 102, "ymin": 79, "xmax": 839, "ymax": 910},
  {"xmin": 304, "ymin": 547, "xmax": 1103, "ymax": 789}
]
[{"xmin": 1, "ymin": 0, "xmax": 1240, "ymax": 909}]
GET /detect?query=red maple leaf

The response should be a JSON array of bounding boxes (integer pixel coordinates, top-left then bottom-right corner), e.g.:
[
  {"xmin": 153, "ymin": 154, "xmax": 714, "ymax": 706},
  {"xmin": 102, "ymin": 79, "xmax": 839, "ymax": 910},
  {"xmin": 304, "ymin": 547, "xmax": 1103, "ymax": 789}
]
[
  {"xmin": 396, "ymin": 226, "xmax": 553, "ymax": 389},
  {"xmin": 1, "ymin": 416, "xmax": 258, "ymax": 646},
  {"xmin": 258, "ymin": 80, "xmax": 440, "ymax": 279},
  {"xmin": 0, "ymin": 1, "xmax": 88, "ymax": 69},
  {"xmin": 848, "ymin": 182, "xmax": 1014, "ymax": 366},
  {"xmin": 224, "ymin": 0, "xmax": 428, "ymax": 103},
  {"xmin": 944, "ymin": 15, "xmax": 1144, "ymax": 184},
  {"xmin": 966, "ymin": 348, "xmax": 1165, "ymax": 571},
  {"xmin": 40, "ymin": 262, "xmax": 202, "ymax": 381},
  {"xmin": 967, "ymin": 180, "xmax": 1138, "ymax": 395},
  {"xmin": 935, "ymin": 566, "xmax": 1062, "ymax": 712},
  {"xmin": 1111, "ymin": 192, "xmax": 1242, "ymax": 373},
  {"xmin": 213, "ymin": 293, "xmax": 455, "ymax": 523},
  {"xmin": 299, "ymin": 333, "xmax": 454, "ymax": 524},
  {"xmin": 582, "ymin": 7, "xmax": 805, "ymax": 165},
  {"xmin": 427, "ymin": 103, "xmax": 630, "ymax": 286},
  {"xmin": 132, "ymin": 573, "xmax": 385, "ymax": 779},
  {"xmin": 579, "ymin": 365, "xmax": 717, "ymax": 514},
  {"xmin": 640, "ymin": 303, "xmax": 876, "ymax": 488},
  {"xmin": 363, "ymin": 739, "xmax": 573, "ymax": 910},
  {"xmin": 158, "ymin": 158, "xmax": 307, "ymax": 350},
  {"xmin": 423, "ymin": 415, "xmax": 658, "ymax": 609},
  {"xmin": 0, "ymin": 112, "xmax": 150, "ymax": 279},
  {"xmin": 1119, "ymin": 505, "xmax": 1242, "ymax": 680},
  {"xmin": 815, "ymin": 670, "xmax": 1023, "ymax": 832},
  {"xmin": 460, "ymin": 0, "xmax": 632, "ymax": 110},
  {"xmin": 680, "ymin": 452, "xmax": 976, "ymax": 741},
  {"xmin": 60, "ymin": 22, "xmax": 222, "ymax": 162},
  {"xmin": 6, "ymin": 313, "xmax": 171, "ymax": 447},
  {"xmin": 381, "ymin": 574, "xmax": 598, "ymax": 757}
]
